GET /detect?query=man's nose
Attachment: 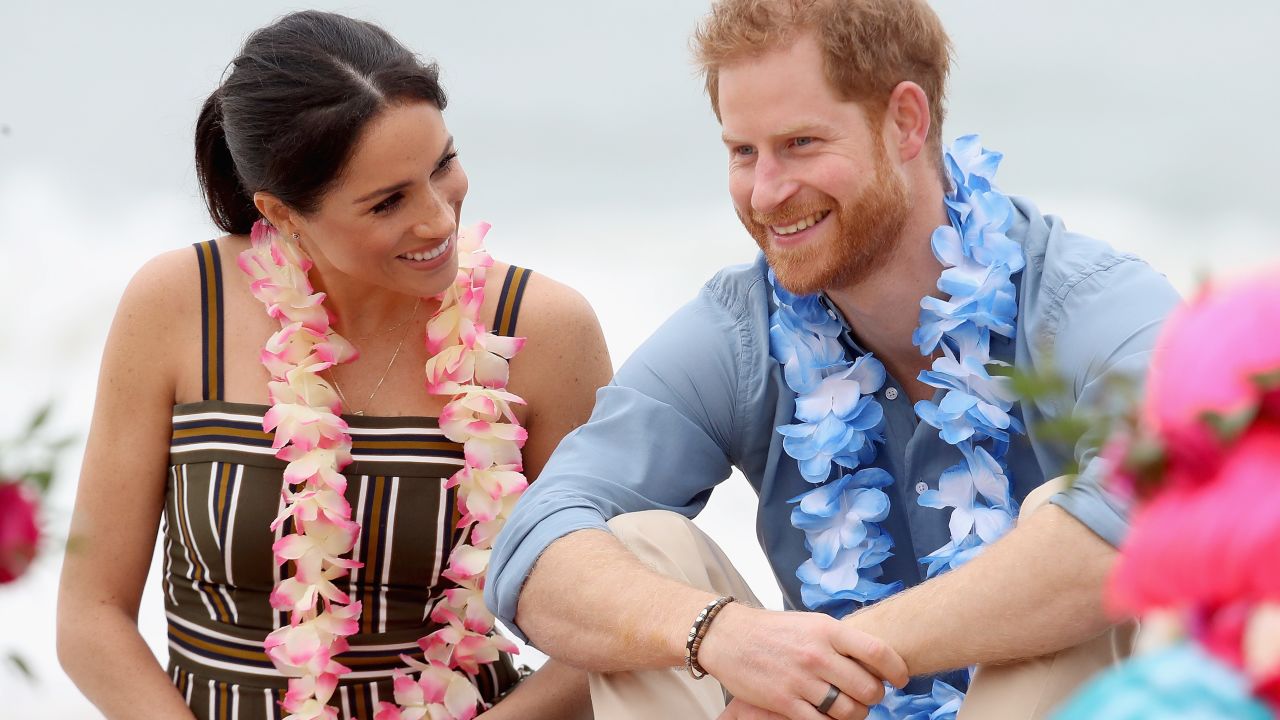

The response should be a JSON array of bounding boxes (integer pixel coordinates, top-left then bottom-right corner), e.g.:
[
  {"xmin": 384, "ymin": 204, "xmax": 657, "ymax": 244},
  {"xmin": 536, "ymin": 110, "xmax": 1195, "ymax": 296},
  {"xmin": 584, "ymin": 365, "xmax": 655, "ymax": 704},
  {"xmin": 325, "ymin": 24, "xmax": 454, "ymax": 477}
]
[{"xmin": 750, "ymin": 155, "xmax": 798, "ymax": 216}]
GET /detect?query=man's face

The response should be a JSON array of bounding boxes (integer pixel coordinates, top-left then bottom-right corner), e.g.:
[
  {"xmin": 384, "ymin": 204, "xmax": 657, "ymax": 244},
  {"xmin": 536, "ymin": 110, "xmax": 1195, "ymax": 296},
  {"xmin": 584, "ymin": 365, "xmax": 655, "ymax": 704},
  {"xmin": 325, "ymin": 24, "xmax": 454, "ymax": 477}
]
[{"xmin": 718, "ymin": 33, "xmax": 910, "ymax": 295}]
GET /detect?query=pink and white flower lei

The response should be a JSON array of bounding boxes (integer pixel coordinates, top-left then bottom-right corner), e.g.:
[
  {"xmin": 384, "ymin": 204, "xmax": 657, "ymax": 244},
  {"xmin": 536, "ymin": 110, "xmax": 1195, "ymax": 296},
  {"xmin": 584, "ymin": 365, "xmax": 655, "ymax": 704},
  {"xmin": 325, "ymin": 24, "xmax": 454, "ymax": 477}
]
[{"xmin": 239, "ymin": 220, "xmax": 527, "ymax": 720}]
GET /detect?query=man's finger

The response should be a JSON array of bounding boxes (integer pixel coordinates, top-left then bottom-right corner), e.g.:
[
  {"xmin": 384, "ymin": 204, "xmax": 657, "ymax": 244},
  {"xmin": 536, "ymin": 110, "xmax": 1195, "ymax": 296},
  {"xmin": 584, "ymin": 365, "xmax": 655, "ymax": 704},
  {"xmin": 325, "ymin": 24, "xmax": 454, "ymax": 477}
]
[
  {"xmin": 832, "ymin": 626, "xmax": 910, "ymax": 688},
  {"xmin": 786, "ymin": 696, "xmax": 847, "ymax": 720},
  {"xmin": 815, "ymin": 654, "xmax": 885, "ymax": 707},
  {"xmin": 815, "ymin": 684, "xmax": 871, "ymax": 720}
]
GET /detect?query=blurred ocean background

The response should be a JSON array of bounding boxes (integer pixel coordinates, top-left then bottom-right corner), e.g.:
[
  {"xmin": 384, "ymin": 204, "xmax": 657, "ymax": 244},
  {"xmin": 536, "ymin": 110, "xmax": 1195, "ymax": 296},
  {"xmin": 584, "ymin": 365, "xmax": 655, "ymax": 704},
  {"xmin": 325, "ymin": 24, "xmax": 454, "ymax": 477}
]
[{"xmin": 1, "ymin": 1, "xmax": 1277, "ymax": 716}]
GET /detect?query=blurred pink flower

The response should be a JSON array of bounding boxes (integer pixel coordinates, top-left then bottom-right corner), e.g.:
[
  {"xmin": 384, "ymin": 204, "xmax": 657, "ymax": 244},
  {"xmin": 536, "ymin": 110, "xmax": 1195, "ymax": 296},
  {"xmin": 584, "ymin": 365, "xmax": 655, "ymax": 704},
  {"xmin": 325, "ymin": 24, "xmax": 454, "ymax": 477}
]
[
  {"xmin": 1110, "ymin": 421, "xmax": 1280, "ymax": 615},
  {"xmin": 1141, "ymin": 276, "xmax": 1280, "ymax": 488},
  {"xmin": 0, "ymin": 479, "xmax": 39, "ymax": 584}
]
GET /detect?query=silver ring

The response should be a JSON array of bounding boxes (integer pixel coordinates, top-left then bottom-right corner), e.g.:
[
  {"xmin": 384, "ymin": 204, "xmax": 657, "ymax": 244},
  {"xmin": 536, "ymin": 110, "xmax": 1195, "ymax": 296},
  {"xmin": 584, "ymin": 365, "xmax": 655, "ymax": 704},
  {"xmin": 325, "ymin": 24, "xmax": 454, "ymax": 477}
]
[{"xmin": 816, "ymin": 683, "xmax": 840, "ymax": 714}]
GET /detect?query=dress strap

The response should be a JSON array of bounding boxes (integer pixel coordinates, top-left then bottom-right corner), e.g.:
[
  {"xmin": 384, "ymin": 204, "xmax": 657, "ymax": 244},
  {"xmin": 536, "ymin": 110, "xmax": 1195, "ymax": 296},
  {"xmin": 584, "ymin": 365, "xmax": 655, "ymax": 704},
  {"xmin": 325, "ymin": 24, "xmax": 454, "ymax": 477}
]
[
  {"xmin": 492, "ymin": 265, "xmax": 533, "ymax": 337},
  {"xmin": 193, "ymin": 240, "xmax": 225, "ymax": 401}
]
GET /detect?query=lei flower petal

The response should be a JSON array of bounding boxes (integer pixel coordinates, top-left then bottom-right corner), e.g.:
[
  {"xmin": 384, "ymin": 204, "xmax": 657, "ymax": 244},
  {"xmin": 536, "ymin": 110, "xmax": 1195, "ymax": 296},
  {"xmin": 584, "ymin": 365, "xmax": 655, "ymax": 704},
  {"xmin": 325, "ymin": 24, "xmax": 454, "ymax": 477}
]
[
  {"xmin": 768, "ymin": 137, "xmax": 1025, "ymax": 716},
  {"xmin": 242, "ymin": 221, "xmax": 524, "ymax": 719}
]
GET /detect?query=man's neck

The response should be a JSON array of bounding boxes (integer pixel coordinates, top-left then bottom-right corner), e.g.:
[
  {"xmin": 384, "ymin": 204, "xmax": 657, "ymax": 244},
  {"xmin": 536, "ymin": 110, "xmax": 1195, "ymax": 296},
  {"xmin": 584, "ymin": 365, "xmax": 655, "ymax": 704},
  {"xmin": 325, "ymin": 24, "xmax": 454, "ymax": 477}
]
[{"xmin": 824, "ymin": 191, "xmax": 948, "ymax": 400}]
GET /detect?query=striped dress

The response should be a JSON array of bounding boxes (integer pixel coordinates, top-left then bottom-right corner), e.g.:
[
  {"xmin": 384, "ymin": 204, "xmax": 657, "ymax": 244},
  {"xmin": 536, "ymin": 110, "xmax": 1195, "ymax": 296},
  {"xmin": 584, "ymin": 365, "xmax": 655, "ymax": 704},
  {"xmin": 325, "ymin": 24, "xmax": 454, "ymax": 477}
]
[{"xmin": 164, "ymin": 241, "xmax": 532, "ymax": 719}]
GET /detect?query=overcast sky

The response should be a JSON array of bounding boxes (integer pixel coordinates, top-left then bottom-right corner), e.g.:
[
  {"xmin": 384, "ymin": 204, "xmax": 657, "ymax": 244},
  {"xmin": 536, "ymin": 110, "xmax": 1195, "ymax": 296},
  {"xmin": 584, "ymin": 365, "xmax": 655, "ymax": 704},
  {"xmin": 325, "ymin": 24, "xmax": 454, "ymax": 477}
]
[{"xmin": 2, "ymin": 1, "xmax": 1278, "ymax": 715}]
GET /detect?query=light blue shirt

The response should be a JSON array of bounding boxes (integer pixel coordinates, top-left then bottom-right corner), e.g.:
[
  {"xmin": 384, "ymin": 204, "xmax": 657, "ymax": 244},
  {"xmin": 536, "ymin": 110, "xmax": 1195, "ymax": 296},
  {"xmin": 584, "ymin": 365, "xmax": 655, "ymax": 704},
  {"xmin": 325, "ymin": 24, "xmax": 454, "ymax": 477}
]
[{"xmin": 488, "ymin": 197, "xmax": 1181, "ymax": 644}]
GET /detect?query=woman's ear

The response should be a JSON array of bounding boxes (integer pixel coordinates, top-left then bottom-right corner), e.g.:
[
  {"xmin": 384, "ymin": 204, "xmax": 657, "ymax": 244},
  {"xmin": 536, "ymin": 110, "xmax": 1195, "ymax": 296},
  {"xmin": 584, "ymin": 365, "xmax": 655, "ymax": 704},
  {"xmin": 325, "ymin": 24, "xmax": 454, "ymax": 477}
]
[{"xmin": 253, "ymin": 192, "xmax": 297, "ymax": 236}]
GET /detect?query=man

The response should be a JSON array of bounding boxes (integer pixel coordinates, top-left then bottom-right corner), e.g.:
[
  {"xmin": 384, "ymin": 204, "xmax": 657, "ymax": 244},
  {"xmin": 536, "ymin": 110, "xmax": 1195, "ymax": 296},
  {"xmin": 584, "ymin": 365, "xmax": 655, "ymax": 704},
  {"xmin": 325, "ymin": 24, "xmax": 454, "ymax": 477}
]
[{"xmin": 487, "ymin": 1, "xmax": 1180, "ymax": 718}]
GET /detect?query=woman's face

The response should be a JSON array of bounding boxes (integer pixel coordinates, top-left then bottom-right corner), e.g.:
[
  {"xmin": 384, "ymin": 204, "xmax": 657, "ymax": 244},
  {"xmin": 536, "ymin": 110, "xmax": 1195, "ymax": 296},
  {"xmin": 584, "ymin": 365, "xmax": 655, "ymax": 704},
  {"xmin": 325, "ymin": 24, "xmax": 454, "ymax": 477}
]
[{"xmin": 291, "ymin": 101, "xmax": 467, "ymax": 298}]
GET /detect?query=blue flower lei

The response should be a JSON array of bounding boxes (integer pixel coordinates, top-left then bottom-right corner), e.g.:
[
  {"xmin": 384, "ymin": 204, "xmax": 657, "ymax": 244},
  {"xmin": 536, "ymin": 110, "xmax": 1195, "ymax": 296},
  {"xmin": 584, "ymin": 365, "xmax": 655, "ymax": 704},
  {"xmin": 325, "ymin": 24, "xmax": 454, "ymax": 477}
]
[{"xmin": 768, "ymin": 136, "xmax": 1027, "ymax": 718}]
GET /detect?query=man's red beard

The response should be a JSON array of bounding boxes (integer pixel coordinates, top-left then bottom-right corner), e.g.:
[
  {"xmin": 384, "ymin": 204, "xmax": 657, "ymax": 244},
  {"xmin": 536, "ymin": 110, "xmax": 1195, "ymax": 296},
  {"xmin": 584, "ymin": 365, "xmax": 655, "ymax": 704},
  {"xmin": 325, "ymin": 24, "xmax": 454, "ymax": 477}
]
[{"xmin": 740, "ymin": 150, "xmax": 911, "ymax": 296}]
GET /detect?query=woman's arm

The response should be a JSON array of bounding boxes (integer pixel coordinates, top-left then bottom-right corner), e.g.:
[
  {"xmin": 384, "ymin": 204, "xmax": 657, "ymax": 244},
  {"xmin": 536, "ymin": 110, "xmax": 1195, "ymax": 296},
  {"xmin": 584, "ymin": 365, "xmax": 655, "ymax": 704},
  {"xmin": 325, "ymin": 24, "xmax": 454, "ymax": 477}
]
[
  {"xmin": 483, "ymin": 273, "xmax": 612, "ymax": 720},
  {"xmin": 57, "ymin": 250, "xmax": 200, "ymax": 719},
  {"xmin": 504, "ymin": 273, "xmax": 613, "ymax": 482}
]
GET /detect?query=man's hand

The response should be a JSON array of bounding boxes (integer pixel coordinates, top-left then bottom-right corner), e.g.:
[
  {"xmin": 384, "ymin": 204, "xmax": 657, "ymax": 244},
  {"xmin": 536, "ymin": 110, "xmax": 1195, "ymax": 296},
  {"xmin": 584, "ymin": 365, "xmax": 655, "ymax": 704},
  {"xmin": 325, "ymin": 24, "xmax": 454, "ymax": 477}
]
[
  {"xmin": 838, "ymin": 503, "xmax": 1117, "ymax": 677},
  {"xmin": 698, "ymin": 604, "xmax": 907, "ymax": 720}
]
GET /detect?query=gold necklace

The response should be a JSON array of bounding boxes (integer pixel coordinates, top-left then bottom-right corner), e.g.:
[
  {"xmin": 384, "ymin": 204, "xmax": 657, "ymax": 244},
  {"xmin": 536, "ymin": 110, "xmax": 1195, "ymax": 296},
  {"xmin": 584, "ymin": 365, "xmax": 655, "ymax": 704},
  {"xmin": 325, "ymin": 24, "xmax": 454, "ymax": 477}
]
[
  {"xmin": 328, "ymin": 298, "xmax": 420, "ymax": 416},
  {"xmin": 348, "ymin": 297, "xmax": 422, "ymax": 341}
]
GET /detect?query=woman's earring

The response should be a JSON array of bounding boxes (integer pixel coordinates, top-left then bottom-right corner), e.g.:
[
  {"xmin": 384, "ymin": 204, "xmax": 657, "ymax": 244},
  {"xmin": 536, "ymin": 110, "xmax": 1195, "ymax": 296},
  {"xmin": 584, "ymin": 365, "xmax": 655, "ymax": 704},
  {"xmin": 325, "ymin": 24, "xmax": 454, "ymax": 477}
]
[{"xmin": 291, "ymin": 232, "xmax": 300, "ymax": 241}]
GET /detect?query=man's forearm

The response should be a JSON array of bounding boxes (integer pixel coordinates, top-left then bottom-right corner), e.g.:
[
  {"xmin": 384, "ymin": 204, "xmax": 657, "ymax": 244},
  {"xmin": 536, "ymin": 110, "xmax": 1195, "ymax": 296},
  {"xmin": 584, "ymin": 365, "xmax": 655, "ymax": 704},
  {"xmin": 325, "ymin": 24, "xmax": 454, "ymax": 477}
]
[
  {"xmin": 515, "ymin": 528, "xmax": 717, "ymax": 672},
  {"xmin": 845, "ymin": 505, "xmax": 1118, "ymax": 676}
]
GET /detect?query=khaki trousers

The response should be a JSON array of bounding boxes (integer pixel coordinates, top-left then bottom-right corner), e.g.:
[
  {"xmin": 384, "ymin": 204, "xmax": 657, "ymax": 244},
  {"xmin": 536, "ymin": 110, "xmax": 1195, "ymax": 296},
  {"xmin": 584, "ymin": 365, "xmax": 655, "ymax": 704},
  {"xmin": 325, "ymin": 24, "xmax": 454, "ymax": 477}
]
[
  {"xmin": 953, "ymin": 478, "xmax": 1136, "ymax": 719},
  {"xmin": 589, "ymin": 479, "xmax": 1133, "ymax": 720}
]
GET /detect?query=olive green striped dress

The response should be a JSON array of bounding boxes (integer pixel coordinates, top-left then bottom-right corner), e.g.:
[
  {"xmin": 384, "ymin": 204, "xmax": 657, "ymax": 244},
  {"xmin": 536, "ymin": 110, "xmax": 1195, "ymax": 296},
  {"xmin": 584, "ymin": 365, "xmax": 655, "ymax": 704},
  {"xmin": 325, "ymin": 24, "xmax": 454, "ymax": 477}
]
[{"xmin": 163, "ymin": 241, "xmax": 533, "ymax": 719}]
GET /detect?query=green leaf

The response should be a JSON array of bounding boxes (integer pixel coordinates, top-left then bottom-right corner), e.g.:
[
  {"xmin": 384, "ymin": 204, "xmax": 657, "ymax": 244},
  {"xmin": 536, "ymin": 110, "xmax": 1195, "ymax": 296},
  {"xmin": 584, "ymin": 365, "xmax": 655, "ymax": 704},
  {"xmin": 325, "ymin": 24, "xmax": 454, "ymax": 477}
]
[
  {"xmin": 49, "ymin": 435, "xmax": 78, "ymax": 452},
  {"xmin": 1126, "ymin": 437, "xmax": 1166, "ymax": 469},
  {"xmin": 25, "ymin": 469, "xmax": 53, "ymax": 494},
  {"xmin": 1035, "ymin": 417, "xmax": 1090, "ymax": 445},
  {"xmin": 7, "ymin": 652, "xmax": 36, "ymax": 683},
  {"xmin": 1253, "ymin": 367, "xmax": 1280, "ymax": 391},
  {"xmin": 1201, "ymin": 406, "xmax": 1257, "ymax": 444},
  {"xmin": 23, "ymin": 403, "xmax": 52, "ymax": 437},
  {"xmin": 997, "ymin": 365, "xmax": 1069, "ymax": 402}
]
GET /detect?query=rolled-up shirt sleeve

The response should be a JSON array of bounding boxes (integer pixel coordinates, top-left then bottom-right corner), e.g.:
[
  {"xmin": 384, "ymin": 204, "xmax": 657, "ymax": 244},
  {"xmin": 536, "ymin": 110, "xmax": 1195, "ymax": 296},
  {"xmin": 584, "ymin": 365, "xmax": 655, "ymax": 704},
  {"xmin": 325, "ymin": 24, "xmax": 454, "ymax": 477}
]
[
  {"xmin": 1045, "ymin": 256, "xmax": 1181, "ymax": 546},
  {"xmin": 486, "ymin": 283, "xmax": 748, "ymax": 641}
]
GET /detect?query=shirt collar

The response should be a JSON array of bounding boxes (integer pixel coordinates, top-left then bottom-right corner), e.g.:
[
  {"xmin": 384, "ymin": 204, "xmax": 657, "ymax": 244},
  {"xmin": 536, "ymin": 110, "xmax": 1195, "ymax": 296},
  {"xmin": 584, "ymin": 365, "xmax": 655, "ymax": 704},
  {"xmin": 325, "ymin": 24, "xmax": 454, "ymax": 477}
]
[{"xmin": 816, "ymin": 292, "xmax": 875, "ymax": 357}]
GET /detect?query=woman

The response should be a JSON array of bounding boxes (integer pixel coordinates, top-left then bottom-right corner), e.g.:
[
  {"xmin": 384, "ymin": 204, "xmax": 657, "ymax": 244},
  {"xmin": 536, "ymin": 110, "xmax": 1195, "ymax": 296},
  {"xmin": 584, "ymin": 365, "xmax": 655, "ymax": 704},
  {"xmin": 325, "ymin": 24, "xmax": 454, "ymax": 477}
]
[{"xmin": 56, "ymin": 11, "xmax": 609, "ymax": 719}]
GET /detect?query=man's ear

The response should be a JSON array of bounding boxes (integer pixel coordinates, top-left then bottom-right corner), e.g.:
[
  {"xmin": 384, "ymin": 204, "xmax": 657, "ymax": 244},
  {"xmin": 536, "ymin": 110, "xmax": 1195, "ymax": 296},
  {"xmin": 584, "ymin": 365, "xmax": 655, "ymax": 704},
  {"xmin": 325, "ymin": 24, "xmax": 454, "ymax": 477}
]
[{"xmin": 886, "ymin": 81, "xmax": 930, "ymax": 163}]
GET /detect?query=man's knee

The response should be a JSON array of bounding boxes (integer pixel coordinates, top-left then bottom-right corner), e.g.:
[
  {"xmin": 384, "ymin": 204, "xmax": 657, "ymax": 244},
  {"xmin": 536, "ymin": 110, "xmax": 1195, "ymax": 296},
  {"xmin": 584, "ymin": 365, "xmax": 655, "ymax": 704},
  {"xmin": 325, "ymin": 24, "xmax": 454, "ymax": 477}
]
[
  {"xmin": 607, "ymin": 510, "xmax": 706, "ymax": 567},
  {"xmin": 608, "ymin": 510, "xmax": 699, "ymax": 546},
  {"xmin": 1020, "ymin": 475, "xmax": 1071, "ymax": 522},
  {"xmin": 608, "ymin": 510, "xmax": 758, "ymax": 606}
]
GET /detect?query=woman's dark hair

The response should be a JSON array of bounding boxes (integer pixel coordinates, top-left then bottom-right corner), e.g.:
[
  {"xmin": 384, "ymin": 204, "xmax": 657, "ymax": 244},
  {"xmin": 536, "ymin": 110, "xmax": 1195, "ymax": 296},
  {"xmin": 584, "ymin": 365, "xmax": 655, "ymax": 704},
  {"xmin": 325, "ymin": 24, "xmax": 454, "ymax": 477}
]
[{"xmin": 195, "ymin": 11, "xmax": 447, "ymax": 234}]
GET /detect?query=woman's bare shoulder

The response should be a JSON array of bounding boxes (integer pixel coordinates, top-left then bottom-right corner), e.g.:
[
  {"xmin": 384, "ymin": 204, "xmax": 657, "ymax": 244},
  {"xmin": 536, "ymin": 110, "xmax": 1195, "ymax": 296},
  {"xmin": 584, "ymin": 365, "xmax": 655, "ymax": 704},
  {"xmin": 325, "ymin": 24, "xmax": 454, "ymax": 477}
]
[
  {"xmin": 121, "ymin": 234, "xmax": 248, "ymax": 311},
  {"xmin": 490, "ymin": 262, "xmax": 612, "ymax": 401},
  {"xmin": 488, "ymin": 261, "xmax": 601, "ymax": 344},
  {"xmin": 107, "ymin": 237, "xmax": 238, "ymax": 397},
  {"xmin": 117, "ymin": 245, "xmax": 205, "ymax": 324}
]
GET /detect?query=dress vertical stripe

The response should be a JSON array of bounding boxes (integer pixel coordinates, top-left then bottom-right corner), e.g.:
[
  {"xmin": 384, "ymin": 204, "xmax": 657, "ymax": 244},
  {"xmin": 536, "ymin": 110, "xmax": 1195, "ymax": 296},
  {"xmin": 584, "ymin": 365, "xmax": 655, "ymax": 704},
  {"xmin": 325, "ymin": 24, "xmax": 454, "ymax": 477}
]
[
  {"xmin": 210, "ymin": 462, "xmax": 233, "ymax": 549},
  {"xmin": 348, "ymin": 476, "xmax": 370, "ymax": 614},
  {"xmin": 353, "ymin": 685, "xmax": 369, "ymax": 719},
  {"xmin": 428, "ymin": 476, "xmax": 448, "ymax": 613},
  {"xmin": 223, "ymin": 464, "xmax": 244, "ymax": 590},
  {"xmin": 492, "ymin": 265, "xmax": 532, "ymax": 338},
  {"xmin": 197, "ymin": 464, "xmax": 233, "ymax": 623},
  {"xmin": 207, "ymin": 462, "xmax": 238, "ymax": 622},
  {"xmin": 163, "ymin": 470, "xmax": 178, "ymax": 605},
  {"xmin": 378, "ymin": 477, "xmax": 400, "ymax": 634},
  {"xmin": 360, "ymin": 476, "xmax": 390, "ymax": 635},
  {"xmin": 194, "ymin": 241, "xmax": 225, "ymax": 402},
  {"xmin": 174, "ymin": 465, "xmax": 219, "ymax": 621},
  {"xmin": 272, "ymin": 490, "xmax": 287, "ymax": 630}
]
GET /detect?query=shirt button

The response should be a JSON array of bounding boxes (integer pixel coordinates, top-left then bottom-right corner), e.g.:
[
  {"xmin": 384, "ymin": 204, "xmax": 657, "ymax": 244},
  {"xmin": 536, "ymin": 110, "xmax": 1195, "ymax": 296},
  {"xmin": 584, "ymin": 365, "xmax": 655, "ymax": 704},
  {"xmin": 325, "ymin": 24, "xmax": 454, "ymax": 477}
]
[
  {"xmin": 915, "ymin": 481, "xmax": 929, "ymax": 495},
  {"xmin": 885, "ymin": 387, "xmax": 899, "ymax": 400}
]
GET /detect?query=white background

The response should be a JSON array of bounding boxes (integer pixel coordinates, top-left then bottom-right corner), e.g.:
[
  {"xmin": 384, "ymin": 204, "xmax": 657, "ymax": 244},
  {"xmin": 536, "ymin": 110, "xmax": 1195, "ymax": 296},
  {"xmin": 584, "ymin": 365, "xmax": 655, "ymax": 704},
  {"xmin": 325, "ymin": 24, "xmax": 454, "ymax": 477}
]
[{"xmin": 1, "ymin": 1, "xmax": 1278, "ymax": 716}]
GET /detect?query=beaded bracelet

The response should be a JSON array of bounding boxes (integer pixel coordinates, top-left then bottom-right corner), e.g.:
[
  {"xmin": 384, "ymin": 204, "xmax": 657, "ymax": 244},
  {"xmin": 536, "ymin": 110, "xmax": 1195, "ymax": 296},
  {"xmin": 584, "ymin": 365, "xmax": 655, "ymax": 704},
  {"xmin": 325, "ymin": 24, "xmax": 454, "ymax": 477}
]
[{"xmin": 685, "ymin": 595, "xmax": 736, "ymax": 679}]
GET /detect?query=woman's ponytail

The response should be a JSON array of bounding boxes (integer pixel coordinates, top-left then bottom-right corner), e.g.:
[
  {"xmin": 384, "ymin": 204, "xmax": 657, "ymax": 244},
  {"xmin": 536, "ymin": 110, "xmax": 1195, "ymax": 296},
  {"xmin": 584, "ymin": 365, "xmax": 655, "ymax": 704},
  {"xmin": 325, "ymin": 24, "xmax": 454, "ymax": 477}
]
[{"xmin": 194, "ymin": 87, "xmax": 258, "ymax": 234}]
